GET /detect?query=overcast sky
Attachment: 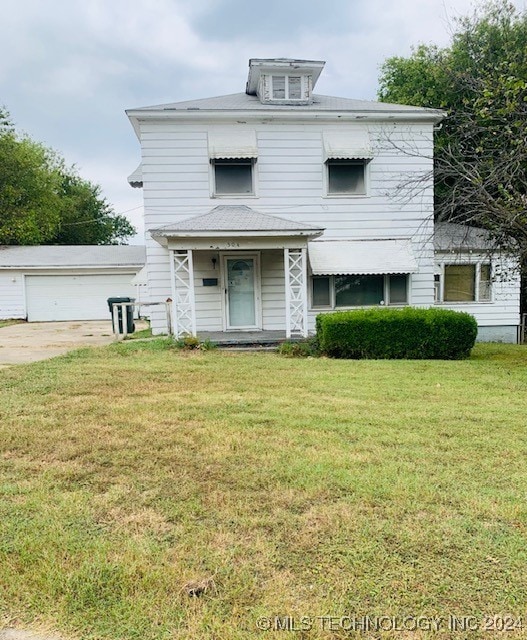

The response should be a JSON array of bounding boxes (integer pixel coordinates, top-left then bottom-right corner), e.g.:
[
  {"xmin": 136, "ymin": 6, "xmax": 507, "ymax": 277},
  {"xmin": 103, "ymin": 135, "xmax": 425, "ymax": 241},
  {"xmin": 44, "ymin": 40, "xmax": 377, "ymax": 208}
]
[{"xmin": 1, "ymin": 0, "xmax": 526, "ymax": 243}]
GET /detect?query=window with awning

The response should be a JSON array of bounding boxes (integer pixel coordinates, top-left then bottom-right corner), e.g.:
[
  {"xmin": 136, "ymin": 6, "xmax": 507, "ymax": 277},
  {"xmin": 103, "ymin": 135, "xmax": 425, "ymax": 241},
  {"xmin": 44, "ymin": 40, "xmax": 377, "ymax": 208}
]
[
  {"xmin": 208, "ymin": 132, "xmax": 258, "ymax": 196},
  {"xmin": 323, "ymin": 131, "xmax": 373, "ymax": 196},
  {"xmin": 308, "ymin": 241, "xmax": 416, "ymax": 309}
]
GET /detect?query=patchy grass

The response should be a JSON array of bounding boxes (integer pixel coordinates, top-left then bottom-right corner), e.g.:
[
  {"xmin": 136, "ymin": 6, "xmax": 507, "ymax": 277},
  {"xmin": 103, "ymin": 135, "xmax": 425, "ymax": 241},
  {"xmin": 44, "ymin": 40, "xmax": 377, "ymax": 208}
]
[
  {"xmin": 0, "ymin": 319, "xmax": 24, "ymax": 329},
  {"xmin": 0, "ymin": 342, "xmax": 526, "ymax": 639},
  {"xmin": 123, "ymin": 321, "xmax": 152, "ymax": 341}
]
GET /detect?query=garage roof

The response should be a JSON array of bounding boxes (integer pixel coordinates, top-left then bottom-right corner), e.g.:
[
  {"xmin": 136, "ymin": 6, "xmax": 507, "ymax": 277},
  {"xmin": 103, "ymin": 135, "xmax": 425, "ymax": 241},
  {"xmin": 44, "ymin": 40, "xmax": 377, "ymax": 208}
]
[{"xmin": 0, "ymin": 245, "xmax": 146, "ymax": 269}]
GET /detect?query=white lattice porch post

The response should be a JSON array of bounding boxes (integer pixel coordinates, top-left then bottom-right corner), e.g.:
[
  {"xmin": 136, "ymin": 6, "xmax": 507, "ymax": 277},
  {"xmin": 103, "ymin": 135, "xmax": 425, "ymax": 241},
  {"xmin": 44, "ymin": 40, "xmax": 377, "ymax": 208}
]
[
  {"xmin": 301, "ymin": 247, "xmax": 308, "ymax": 337},
  {"xmin": 170, "ymin": 249, "xmax": 196, "ymax": 337},
  {"xmin": 284, "ymin": 248, "xmax": 308, "ymax": 338}
]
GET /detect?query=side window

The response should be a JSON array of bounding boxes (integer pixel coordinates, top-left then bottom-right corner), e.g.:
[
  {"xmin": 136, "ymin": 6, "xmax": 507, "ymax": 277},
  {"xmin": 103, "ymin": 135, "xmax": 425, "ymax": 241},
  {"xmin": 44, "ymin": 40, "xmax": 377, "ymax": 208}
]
[
  {"xmin": 437, "ymin": 263, "xmax": 492, "ymax": 302},
  {"xmin": 479, "ymin": 264, "xmax": 492, "ymax": 301},
  {"xmin": 213, "ymin": 159, "xmax": 254, "ymax": 196},
  {"xmin": 444, "ymin": 264, "xmax": 476, "ymax": 301}
]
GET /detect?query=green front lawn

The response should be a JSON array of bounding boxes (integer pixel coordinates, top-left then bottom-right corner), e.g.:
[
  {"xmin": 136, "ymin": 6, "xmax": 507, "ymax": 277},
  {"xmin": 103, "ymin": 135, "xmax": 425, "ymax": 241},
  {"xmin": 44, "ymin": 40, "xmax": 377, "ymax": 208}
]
[{"xmin": 1, "ymin": 342, "xmax": 526, "ymax": 639}]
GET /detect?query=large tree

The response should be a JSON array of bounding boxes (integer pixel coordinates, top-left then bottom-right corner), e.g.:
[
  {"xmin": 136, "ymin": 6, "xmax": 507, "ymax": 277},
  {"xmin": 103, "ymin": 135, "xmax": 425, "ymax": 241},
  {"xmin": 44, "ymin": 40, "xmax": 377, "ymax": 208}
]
[
  {"xmin": 0, "ymin": 108, "xmax": 135, "ymax": 245},
  {"xmin": 378, "ymin": 1, "xmax": 527, "ymax": 260}
]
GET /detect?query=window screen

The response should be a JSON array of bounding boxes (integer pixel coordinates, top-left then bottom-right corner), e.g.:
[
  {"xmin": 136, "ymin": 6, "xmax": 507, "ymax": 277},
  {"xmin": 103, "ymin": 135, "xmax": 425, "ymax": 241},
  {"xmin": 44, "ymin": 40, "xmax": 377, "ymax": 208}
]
[
  {"xmin": 327, "ymin": 160, "xmax": 366, "ymax": 195},
  {"xmin": 289, "ymin": 76, "xmax": 302, "ymax": 99},
  {"xmin": 389, "ymin": 274, "xmax": 408, "ymax": 304},
  {"xmin": 272, "ymin": 76, "xmax": 286, "ymax": 99},
  {"xmin": 214, "ymin": 160, "xmax": 253, "ymax": 195},
  {"xmin": 312, "ymin": 277, "xmax": 331, "ymax": 306},
  {"xmin": 479, "ymin": 264, "xmax": 491, "ymax": 301},
  {"xmin": 335, "ymin": 275, "xmax": 384, "ymax": 306},
  {"xmin": 444, "ymin": 264, "xmax": 476, "ymax": 301}
]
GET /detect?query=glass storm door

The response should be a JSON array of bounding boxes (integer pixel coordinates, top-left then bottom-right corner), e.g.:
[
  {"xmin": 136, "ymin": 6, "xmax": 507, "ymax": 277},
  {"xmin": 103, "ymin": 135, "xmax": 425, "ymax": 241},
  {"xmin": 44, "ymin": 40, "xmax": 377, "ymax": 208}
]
[{"xmin": 225, "ymin": 256, "xmax": 259, "ymax": 329}]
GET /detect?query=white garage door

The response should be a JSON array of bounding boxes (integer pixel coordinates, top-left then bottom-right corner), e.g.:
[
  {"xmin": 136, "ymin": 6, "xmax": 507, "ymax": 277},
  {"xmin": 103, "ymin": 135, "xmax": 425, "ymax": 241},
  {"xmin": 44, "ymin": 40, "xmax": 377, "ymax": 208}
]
[{"xmin": 25, "ymin": 274, "xmax": 136, "ymax": 321}]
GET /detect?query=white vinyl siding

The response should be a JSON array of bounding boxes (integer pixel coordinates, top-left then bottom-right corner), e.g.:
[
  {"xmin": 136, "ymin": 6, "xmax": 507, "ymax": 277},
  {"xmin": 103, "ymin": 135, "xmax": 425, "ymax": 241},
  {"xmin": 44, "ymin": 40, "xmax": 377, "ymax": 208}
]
[{"xmin": 0, "ymin": 271, "xmax": 25, "ymax": 319}]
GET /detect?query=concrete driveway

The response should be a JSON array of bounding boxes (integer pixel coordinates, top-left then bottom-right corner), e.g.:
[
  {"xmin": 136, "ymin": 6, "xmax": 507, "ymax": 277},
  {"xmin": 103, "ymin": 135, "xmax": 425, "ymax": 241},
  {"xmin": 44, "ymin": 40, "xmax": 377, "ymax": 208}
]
[{"xmin": 0, "ymin": 321, "xmax": 119, "ymax": 366}]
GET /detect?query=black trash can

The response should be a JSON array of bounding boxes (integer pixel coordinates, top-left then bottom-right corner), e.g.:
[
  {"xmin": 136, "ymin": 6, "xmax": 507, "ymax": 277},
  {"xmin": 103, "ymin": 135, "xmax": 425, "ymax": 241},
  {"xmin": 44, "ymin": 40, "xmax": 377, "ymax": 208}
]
[{"xmin": 107, "ymin": 297, "xmax": 135, "ymax": 334}]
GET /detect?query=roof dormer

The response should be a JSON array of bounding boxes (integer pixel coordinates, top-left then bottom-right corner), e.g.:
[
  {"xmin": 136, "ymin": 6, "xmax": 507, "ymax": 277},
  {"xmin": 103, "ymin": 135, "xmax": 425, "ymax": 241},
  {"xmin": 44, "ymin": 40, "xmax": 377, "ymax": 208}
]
[{"xmin": 246, "ymin": 58, "xmax": 325, "ymax": 105}]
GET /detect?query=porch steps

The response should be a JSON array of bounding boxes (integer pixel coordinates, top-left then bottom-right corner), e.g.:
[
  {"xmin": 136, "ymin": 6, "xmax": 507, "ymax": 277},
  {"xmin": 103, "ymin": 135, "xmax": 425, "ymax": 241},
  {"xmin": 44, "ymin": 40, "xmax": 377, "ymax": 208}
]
[
  {"xmin": 217, "ymin": 344, "xmax": 279, "ymax": 352},
  {"xmin": 198, "ymin": 331, "xmax": 303, "ymax": 349}
]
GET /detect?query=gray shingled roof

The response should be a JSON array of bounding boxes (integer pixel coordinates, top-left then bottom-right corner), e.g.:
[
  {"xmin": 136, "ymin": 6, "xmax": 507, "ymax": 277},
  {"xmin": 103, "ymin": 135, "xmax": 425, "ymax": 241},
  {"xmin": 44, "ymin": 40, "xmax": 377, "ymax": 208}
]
[
  {"xmin": 0, "ymin": 245, "xmax": 146, "ymax": 268},
  {"xmin": 128, "ymin": 92, "xmax": 442, "ymax": 116},
  {"xmin": 434, "ymin": 223, "xmax": 493, "ymax": 251},
  {"xmin": 151, "ymin": 206, "xmax": 324, "ymax": 235}
]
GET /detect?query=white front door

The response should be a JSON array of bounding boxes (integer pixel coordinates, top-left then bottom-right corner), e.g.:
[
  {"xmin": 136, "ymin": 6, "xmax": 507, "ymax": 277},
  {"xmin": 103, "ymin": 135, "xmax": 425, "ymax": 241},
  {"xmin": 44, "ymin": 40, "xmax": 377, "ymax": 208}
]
[{"xmin": 223, "ymin": 254, "xmax": 261, "ymax": 330}]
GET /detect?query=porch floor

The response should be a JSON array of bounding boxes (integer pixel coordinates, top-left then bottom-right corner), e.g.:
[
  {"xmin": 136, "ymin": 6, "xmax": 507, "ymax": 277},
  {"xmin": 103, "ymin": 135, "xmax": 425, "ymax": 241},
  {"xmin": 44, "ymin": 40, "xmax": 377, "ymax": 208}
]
[{"xmin": 197, "ymin": 330, "xmax": 302, "ymax": 346}]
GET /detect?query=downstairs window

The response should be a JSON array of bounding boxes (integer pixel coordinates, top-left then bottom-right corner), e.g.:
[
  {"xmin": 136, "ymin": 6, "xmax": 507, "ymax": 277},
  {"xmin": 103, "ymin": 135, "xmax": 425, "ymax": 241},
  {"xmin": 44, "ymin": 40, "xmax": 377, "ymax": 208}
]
[
  {"xmin": 436, "ymin": 263, "xmax": 491, "ymax": 302},
  {"xmin": 312, "ymin": 274, "xmax": 408, "ymax": 308}
]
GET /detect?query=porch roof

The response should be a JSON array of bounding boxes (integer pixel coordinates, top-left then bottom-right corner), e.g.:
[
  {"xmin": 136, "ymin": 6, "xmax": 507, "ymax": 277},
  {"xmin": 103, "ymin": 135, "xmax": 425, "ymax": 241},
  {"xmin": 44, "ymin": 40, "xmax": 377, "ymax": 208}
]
[
  {"xmin": 150, "ymin": 205, "xmax": 324, "ymax": 238},
  {"xmin": 308, "ymin": 239, "xmax": 418, "ymax": 275}
]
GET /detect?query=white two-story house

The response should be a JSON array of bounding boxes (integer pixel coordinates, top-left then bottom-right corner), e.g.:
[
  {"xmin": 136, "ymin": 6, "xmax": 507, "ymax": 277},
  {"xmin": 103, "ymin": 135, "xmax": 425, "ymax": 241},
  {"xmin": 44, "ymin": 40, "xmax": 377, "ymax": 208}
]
[{"xmin": 126, "ymin": 58, "xmax": 520, "ymax": 343}]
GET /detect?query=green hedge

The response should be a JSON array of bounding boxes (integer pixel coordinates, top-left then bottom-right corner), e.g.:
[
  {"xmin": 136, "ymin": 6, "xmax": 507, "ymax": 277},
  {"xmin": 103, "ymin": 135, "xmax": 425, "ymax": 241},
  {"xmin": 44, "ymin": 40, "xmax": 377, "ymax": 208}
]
[{"xmin": 316, "ymin": 307, "xmax": 478, "ymax": 359}]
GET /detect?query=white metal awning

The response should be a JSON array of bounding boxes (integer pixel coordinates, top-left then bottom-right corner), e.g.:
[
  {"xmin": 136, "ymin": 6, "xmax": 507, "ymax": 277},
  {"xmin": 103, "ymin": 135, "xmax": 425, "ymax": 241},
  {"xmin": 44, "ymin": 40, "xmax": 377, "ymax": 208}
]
[
  {"xmin": 323, "ymin": 131, "xmax": 373, "ymax": 160},
  {"xmin": 208, "ymin": 131, "xmax": 258, "ymax": 159},
  {"xmin": 127, "ymin": 164, "xmax": 143, "ymax": 188},
  {"xmin": 308, "ymin": 240, "xmax": 418, "ymax": 275}
]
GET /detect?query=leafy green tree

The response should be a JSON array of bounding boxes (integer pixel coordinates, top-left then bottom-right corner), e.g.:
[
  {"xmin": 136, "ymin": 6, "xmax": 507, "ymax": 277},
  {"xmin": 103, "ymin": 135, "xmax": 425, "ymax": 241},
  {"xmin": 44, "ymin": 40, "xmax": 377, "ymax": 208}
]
[
  {"xmin": 0, "ymin": 108, "xmax": 135, "ymax": 245},
  {"xmin": 50, "ymin": 171, "xmax": 135, "ymax": 245},
  {"xmin": 378, "ymin": 1, "xmax": 527, "ymax": 260}
]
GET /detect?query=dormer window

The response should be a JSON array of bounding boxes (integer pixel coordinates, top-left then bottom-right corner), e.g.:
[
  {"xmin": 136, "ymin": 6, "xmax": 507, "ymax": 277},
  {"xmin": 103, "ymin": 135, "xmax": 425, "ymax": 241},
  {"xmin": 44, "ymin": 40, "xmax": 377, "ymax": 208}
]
[
  {"xmin": 271, "ymin": 75, "xmax": 303, "ymax": 100},
  {"xmin": 246, "ymin": 58, "xmax": 325, "ymax": 105}
]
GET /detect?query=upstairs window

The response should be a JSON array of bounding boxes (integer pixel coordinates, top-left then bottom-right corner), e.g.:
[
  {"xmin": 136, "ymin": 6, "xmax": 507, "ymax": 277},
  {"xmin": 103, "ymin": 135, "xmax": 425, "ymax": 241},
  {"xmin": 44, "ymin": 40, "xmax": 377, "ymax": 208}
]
[
  {"xmin": 212, "ymin": 159, "xmax": 254, "ymax": 196},
  {"xmin": 271, "ymin": 75, "xmax": 304, "ymax": 100},
  {"xmin": 436, "ymin": 263, "xmax": 492, "ymax": 302},
  {"xmin": 326, "ymin": 159, "xmax": 367, "ymax": 195}
]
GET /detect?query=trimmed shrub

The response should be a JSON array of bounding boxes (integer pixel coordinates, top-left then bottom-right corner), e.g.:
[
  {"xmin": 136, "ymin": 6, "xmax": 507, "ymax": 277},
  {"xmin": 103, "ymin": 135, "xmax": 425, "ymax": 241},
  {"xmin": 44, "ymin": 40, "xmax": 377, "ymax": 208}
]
[{"xmin": 316, "ymin": 307, "xmax": 477, "ymax": 359}]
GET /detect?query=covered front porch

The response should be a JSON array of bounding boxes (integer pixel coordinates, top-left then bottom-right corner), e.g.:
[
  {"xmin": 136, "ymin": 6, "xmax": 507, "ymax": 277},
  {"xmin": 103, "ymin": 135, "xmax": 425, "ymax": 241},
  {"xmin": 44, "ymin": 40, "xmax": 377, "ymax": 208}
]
[{"xmin": 151, "ymin": 205, "xmax": 324, "ymax": 339}]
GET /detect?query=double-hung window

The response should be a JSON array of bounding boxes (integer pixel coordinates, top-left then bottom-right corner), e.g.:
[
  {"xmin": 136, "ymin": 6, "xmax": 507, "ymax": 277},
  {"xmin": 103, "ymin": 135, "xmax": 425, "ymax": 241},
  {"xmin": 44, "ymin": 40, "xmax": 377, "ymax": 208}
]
[{"xmin": 312, "ymin": 274, "xmax": 409, "ymax": 308}]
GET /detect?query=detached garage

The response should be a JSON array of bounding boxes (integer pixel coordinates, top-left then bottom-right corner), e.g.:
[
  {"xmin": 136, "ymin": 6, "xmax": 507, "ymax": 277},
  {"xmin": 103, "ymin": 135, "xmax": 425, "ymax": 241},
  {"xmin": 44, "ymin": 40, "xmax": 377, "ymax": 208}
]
[{"xmin": 0, "ymin": 245, "xmax": 145, "ymax": 322}]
